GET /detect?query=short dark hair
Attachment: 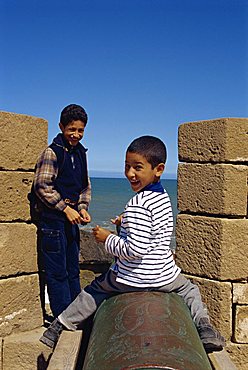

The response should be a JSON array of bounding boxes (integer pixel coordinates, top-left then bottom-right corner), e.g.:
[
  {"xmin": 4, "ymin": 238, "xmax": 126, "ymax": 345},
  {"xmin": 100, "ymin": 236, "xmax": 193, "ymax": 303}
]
[
  {"xmin": 60, "ymin": 104, "xmax": 88, "ymax": 127},
  {"xmin": 126, "ymin": 135, "xmax": 167, "ymax": 168}
]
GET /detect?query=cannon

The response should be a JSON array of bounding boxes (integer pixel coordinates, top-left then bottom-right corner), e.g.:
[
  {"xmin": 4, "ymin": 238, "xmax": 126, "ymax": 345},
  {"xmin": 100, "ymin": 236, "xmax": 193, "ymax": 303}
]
[{"xmin": 82, "ymin": 291, "xmax": 212, "ymax": 370}]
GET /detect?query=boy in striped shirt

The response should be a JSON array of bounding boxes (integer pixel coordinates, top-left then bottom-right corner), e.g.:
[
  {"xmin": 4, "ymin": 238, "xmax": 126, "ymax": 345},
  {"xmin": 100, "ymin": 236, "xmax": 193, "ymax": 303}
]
[{"xmin": 40, "ymin": 135, "xmax": 225, "ymax": 353}]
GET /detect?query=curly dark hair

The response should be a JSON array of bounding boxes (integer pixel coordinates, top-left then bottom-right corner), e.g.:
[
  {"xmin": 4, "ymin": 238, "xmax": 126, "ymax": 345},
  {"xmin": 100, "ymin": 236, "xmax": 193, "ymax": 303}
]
[
  {"xmin": 126, "ymin": 135, "xmax": 167, "ymax": 168},
  {"xmin": 60, "ymin": 104, "xmax": 88, "ymax": 127}
]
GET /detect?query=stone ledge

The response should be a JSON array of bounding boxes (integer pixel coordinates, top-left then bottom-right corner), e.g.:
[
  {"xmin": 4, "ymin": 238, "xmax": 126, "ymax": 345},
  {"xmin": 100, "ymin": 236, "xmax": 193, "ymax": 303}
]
[
  {"xmin": 183, "ymin": 274, "xmax": 232, "ymax": 340},
  {"xmin": 176, "ymin": 214, "xmax": 248, "ymax": 281},
  {"xmin": 178, "ymin": 118, "xmax": 248, "ymax": 162},
  {"xmin": 177, "ymin": 163, "xmax": 247, "ymax": 216},
  {"xmin": 0, "ymin": 223, "xmax": 38, "ymax": 277},
  {"xmin": 0, "ymin": 274, "xmax": 43, "ymax": 337},
  {"xmin": 3, "ymin": 327, "xmax": 52, "ymax": 370},
  {"xmin": 0, "ymin": 171, "xmax": 34, "ymax": 221},
  {"xmin": 0, "ymin": 111, "xmax": 47, "ymax": 171},
  {"xmin": 234, "ymin": 306, "xmax": 248, "ymax": 343}
]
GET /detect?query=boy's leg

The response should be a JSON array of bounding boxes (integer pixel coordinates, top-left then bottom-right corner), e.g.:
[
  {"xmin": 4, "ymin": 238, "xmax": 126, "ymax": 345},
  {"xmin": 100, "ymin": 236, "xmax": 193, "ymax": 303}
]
[
  {"xmin": 40, "ymin": 218, "xmax": 72, "ymax": 318},
  {"xmin": 65, "ymin": 222, "xmax": 81, "ymax": 301},
  {"xmin": 40, "ymin": 269, "xmax": 142, "ymax": 348},
  {"xmin": 159, "ymin": 274, "xmax": 225, "ymax": 352}
]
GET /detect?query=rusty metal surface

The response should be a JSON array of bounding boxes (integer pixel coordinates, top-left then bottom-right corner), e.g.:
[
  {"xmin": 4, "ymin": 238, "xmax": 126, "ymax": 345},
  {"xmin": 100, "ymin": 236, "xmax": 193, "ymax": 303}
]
[{"xmin": 82, "ymin": 292, "xmax": 212, "ymax": 370}]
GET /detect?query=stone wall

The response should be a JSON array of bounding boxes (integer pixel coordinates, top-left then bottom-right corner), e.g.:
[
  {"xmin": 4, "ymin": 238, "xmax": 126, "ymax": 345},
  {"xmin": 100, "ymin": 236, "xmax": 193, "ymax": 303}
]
[
  {"xmin": 0, "ymin": 112, "xmax": 52, "ymax": 369},
  {"xmin": 176, "ymin": 118, "xmax": 248, "ymax": 370}
]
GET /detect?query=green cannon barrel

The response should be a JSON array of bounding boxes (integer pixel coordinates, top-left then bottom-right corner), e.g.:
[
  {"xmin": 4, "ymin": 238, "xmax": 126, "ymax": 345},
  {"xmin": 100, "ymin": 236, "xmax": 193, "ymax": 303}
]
[{"xmin": 82, "ymin": 291, "xmax": 212, "ymax": 370}]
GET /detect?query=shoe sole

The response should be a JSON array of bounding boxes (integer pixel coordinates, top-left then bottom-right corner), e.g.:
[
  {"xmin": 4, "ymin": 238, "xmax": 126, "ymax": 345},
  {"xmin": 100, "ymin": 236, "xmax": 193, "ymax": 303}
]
[
  {"xmin": 39, "ymin": 335, "xmax": 56, "ymax": 348},
  {"xmin": 202, "ymin": 338, "xmax": 225, "ymax": 353}
]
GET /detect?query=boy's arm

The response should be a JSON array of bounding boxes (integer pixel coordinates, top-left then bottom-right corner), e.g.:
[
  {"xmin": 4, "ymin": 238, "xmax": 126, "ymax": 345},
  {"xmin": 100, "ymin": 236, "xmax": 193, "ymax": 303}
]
[
  {"xmin": 33, "ymin": 148, "xmax": 67, "ymax": 211},
  {"xmin": 77, "ymin": 177, "xmax": 91, "ymax": 211}
]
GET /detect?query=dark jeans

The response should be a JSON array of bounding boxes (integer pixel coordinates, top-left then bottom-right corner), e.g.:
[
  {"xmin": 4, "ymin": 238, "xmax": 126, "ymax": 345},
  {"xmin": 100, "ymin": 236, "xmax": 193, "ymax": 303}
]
[{"xmin": 39, "ymin": 217, "xmax": 81, "ymax": 318}]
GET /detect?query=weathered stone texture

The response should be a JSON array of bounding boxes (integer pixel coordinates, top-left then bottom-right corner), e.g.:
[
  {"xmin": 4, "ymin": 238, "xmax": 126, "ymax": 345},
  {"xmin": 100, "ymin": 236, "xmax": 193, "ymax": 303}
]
[
  {"xmin": 0, "ymin": 111, "xmax": 48, "ymax": 171},
  {"xmin": 176, "ymin": 214, "xmax": 248, "ymax": 281},
  {"xmin": 234, "ymin": 306, "xmax": 248, "ymax": 343},
  {"xmin": 79, "ymin": 229, "xmax": 113, "ymax": 264},
  {"xmin": 178, "ymin": 118, "xmax": 248, "ymax": 162},
  {"xmin": 184, "ymin": 274, "xmax": 232, "ymax": 340},
  {"xmin": 0, "ymin": 223, "xmax": 37, "ymax": 277},
  {"xmin": 233, "ymin": 283, "xmax": 248, "ymax": 304},
  {"xmin": 0, "ymin": 337, "xmax": 2, "ymax": 370},
  {"xmin": 0, "ymin": 275, "xmax": 43, "ymax": 337},
  {"xmin": 226, "ymin": 343, "xmax": 248, "ymax": 370},
  {"xmin": 178, "ymin": 163, "xmax": 247, "ymax": 216},
  {"xmin": 0, "ymin": 171, "xmax": 33, "ymax": 221},
  {"xmin": 3, "ymin": 327, "xmax": 52, "ymax": 370}
]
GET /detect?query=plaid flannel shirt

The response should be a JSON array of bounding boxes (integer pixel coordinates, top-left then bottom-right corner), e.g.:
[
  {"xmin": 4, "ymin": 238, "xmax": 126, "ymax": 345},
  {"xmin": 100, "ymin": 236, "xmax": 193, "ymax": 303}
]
[{"xmin": 33, "ymin": 147, "xmax": 91, "ymax": 212}]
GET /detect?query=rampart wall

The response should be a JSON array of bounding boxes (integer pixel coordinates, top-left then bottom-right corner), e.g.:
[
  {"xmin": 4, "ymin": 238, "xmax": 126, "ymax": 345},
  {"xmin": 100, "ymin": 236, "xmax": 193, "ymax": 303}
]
[
  {"xmin": 0, "ymin": 112, "xmax": 247, "ymax": 369},
  {"xmin": 176, "ymin": 118, "xmax": 248, "ymax": 369}
]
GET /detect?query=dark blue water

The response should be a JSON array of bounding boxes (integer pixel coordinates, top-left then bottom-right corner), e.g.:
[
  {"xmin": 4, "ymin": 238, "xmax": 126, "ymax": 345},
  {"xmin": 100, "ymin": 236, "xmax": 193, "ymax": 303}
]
[{"xmin": 83, "ymin": 178, "xmax": 177, "ymax": 234}]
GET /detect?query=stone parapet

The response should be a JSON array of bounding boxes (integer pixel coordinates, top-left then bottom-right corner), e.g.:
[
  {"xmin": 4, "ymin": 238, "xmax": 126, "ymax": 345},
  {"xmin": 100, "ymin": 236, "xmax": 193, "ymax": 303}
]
[
  {"xmin": 184, "ymin": 274, "xmax": 232, "ymax": 340},
  {"xmin": 3, "ymin": 327, "xmax": 52, "ymax": 370},
  {"xmin": 0, "ymin": 223, "xmax": 37, "ymax": 278},
  {"xmin": 178, "ymin": 163, "xmax": 247, "ymax": 216},
  {"xmin": 176, "ymin": 214, "xmax": 248, "ymax": 281},
  {"xmin": 178, "ymin": 118, "xmax": 248, "ymax": 162},
  {"xmin": 0, "ymin": 274, "xmax": 43, "ymax": 337},
  {"xmin": 0, "ymin": 171, "xmax": 34, "ymax": 222},
  {"xmin": 0, "ymin": 111, "xmax": 47, "ymax": 171}
]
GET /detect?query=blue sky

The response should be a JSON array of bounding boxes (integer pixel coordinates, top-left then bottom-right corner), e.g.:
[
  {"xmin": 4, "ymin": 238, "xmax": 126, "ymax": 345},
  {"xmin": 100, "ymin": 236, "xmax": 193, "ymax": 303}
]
[{"xmin": 1, "ymin": 0, "xmax": 247, "ymax": 178}]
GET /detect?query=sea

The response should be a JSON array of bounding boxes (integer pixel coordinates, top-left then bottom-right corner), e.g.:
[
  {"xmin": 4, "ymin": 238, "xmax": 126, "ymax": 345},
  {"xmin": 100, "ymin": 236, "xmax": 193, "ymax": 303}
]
[{"xmin": 82, "ymin": 178, "xmax": 177, "ymax": 249}]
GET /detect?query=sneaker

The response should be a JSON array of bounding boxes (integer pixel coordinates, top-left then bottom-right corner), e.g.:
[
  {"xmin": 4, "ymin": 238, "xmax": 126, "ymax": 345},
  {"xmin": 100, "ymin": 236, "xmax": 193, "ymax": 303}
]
[
  {"xmin": 197, "ymin": 318, "xmax": 226, "ymax": 353},
  {"xmin": 39, "ymin": 318, "xmax": 63, "ymax": 348}
]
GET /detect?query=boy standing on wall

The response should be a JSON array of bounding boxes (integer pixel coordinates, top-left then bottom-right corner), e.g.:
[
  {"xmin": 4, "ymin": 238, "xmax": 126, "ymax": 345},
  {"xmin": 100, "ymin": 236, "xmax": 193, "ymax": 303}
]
[
  {"xmin": 34, "ymin": 104, "xmax": 91, "ymax": 318},
  {"xmin": 40, "ymin": 135, "xmax": 225, "ymax": 353}
]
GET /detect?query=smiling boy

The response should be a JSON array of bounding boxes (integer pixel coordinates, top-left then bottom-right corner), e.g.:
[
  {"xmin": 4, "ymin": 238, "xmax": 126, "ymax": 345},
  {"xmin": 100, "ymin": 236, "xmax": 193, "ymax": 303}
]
[
  {"xmin": 34, "ymin": 104, "xmax": 91, "ymax": 318},
  {"xmin": 40, "ymin": 135, "xmax": 225, "ymax": 353}
]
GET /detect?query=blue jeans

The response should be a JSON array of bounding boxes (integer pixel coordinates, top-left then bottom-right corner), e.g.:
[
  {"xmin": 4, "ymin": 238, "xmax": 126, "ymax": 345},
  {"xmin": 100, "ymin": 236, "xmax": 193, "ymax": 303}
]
[{"xmin": 40, "ymin": 217, "xmax": 81, "ymax": 317}]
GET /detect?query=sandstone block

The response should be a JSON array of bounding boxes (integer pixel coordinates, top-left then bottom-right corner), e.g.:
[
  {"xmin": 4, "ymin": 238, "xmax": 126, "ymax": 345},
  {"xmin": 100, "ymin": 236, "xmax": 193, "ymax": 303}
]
[
  {"xmin": 176, "ymin": 215, "xmax": 248, "ymax": 281},
  {"xmin": 178, "ymin": 163, "xmax": 247, "ymax": 216},
  {"xmin": 184, "ymin": 274, "xmax": 232, "ymax": 340},
  {"xmin": 233, "ymin": 283, "xmax": 248, "ymax": 304},
  {"xmin": 79, "ymin": 229, "xmax": 113, "ymax": 264},
  {"xmin": 226, "ymin": 343, "xmax": 248, "ymax": 370},
  {"xmin": 0, "ymin": 171, "xmax": 34, "ymax": 221},
  {"xmin": 0, "ymin": 337, "xmax": 2, "ymax": 370},
  {"xmin": 0, "ymin": 274, "xmax": 43, "ymax": 337},
  {"xmin": 0, "ymin": 223, "xmax": 38, "ymax": 277},
  {"xmin": 178, "ymin": 118, "xmax": 248, "ymax": 162},
  {"xmin": 0, "ymin": 111, "xmax": 47, "ymax": 171},
  {"xmin": 3, "ymin": 327, "xmax": 52, "ymax": 370},
  {"xmin": 234, "ymin": 306, "xmax": 248, "ymax": 343}
]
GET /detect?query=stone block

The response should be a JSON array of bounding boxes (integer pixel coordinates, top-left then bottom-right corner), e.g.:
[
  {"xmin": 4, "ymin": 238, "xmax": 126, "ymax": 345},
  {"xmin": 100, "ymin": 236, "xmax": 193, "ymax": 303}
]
[
  {"xmin": 178, "ymin": 118, "xmax": 248, "ymax": 163},
  {"xmin": 233, "ymin": 283, "xmax": 248, "ymax": 304},
  {"xmin": 0, "ymin": 171, "xmax": 34, "ymax": 221},
  {"xmin": 226, "ymin": 343, "xmax": 248, "ymax": 370},
  {"xmin": 0, "ymin": 274, "xmax": 43, "ymax": 337},
  {"xmin": 3, "ymin": 327, "xmax": 52, "ymax": 370},
  {"xmin": 184, "ymin": 274, "xmax": 232, "ymax": 340},
  {"xmin": 234, "ymin": 306, "xmax": 248, "ymax": 343},
  {"xmin": 79, "ymin": 229, "xmax": 113, "ymax": 264},
  {"xmin": 0, "ymin": 223, "xmax": 38, "ymax": 278},
  {"xmin": 176, "ymin": 214, "xmax": 248, "ymax": 281},
  {"xmin": 0, "ymin": 337, "xmax": 2, "ymax": 370},
  {"xmin": 177, "ymin": 163, "xmax": 247, "ymax": 216},
  {"xmin": 0, "ymin": 111, "xmax": 47, "ymax": 171}
]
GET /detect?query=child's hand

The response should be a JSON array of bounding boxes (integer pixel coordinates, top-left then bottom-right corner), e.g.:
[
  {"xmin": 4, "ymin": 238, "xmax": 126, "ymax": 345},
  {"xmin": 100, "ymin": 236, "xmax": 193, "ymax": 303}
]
[
  {"xmin": 111, "ymin": 214, "xmax": 122, "ymax": 226},
  {"xmin": 79, "ymin": 209, "xmax": 91, "ymax": 224},
  {"xmin": 63, "ymin": 206, "xmax": 84, "ymax": 224},
  {"xmin": 92, "ymin": 225, "xmax": 111, "ymax": 243}
]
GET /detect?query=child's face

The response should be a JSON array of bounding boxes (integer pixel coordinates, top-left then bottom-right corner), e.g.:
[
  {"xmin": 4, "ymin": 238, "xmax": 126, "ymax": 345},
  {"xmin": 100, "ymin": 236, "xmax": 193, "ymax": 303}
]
[
  {"xmin": 59, "ymin": 120, "xmax": 85, "ymax": 146},
  {"xmin": 125, "ymin": 151, "xmax": 164, "ymax": 192}
]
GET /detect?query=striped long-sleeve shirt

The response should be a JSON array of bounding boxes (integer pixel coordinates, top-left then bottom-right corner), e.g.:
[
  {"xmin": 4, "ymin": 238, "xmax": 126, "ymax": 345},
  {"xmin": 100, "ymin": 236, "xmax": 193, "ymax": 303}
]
[{"xmin": 105, "ymin": 189, "xmax": 180, "ymax": 288}]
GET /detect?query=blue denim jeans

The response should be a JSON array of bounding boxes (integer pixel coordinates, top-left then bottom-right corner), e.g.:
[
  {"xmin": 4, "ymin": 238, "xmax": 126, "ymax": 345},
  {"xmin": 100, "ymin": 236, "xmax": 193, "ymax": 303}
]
[{"xmin": 40, "ymin": 217, "xmax": 81, "ymax": 317}]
